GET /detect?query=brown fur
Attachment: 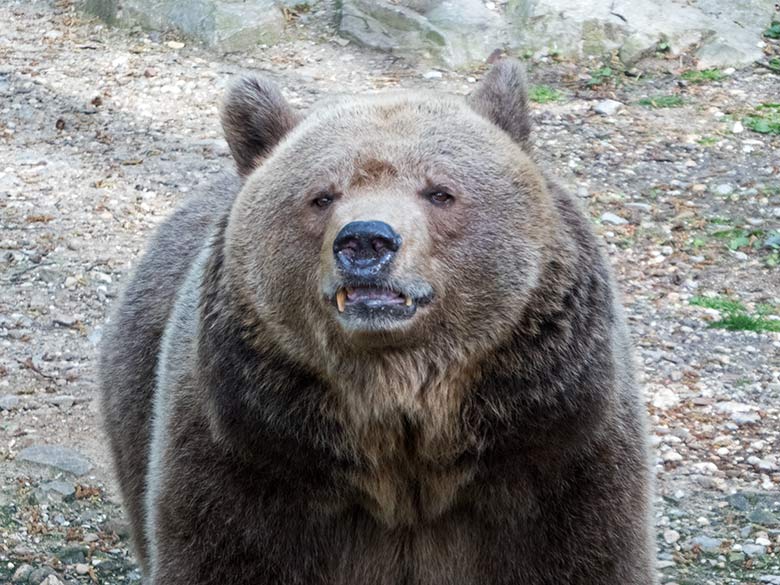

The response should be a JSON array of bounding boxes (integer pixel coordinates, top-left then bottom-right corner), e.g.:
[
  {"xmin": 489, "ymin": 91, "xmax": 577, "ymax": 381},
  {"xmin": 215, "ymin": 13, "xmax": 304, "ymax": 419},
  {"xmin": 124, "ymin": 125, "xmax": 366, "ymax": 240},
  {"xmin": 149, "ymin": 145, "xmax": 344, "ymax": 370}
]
[{"xmin": 100, "ymin": 60, "xmax": 656, "ymax": 584}]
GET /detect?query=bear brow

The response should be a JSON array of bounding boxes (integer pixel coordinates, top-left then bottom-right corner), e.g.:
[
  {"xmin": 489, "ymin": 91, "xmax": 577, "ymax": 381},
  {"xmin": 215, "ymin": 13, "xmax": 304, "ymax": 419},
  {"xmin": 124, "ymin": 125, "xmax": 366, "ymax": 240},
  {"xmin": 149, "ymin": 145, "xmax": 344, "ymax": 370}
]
[{"xmin": 350, "ymin": 158, "xmax": 398, "ymax": 188}]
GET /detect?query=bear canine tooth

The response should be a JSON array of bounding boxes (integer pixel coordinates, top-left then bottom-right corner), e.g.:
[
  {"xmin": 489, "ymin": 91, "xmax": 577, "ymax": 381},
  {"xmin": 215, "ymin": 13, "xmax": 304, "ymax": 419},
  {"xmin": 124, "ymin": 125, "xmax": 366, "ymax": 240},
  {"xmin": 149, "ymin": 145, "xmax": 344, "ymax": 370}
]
[
  {"xmin": 404, "ymin": 295, "xmax": 413, "ymax": 307},
  {"xmin": 336, "ymin": 289, "xmax": 347, "ymax": 313}
]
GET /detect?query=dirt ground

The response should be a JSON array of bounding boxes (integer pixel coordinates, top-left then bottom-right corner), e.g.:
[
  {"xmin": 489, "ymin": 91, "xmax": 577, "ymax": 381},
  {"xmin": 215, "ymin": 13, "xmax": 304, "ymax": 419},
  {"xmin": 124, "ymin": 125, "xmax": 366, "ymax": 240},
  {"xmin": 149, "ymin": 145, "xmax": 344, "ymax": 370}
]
[{"xmin": 1, "ymin": 1, "xmax": 779, "ymax": 584}]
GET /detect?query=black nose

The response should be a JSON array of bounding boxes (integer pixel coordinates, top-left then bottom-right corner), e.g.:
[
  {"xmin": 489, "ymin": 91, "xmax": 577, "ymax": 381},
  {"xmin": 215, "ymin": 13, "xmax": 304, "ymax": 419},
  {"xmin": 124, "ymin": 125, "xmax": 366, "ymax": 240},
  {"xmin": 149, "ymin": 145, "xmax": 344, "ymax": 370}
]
[{"xmin": 333, "ymin": 221, "xmax": 401, "ymax": 277}]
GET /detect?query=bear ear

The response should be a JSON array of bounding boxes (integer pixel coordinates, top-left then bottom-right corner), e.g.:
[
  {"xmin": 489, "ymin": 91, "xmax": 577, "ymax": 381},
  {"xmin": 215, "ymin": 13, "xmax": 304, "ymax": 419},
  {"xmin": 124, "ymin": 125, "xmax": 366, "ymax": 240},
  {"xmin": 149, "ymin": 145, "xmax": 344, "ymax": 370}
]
[
  {"xmin": 467, "ymin": 59, "xmax": 531, "ymax": 151},
  {"xmin": 220, "ymin": 76, "xmax": 300, "ymax": 176}
]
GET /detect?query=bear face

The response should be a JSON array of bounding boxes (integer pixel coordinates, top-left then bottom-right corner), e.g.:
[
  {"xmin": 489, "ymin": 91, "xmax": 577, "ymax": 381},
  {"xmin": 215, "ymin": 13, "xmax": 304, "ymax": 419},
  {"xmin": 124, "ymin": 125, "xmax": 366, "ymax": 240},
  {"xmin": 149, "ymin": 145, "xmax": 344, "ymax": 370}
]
[{"xmin": 222, "ymin": 70, "xmax": 558, "ymax": 374}]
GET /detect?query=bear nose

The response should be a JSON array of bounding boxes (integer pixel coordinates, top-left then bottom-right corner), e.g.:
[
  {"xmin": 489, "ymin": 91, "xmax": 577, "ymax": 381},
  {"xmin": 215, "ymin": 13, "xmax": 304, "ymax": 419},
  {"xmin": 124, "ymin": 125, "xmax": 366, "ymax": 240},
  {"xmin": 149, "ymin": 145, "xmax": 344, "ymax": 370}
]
[{"xmin": 333, "ymin": 221, "xmax": 401, "ymax": 277}]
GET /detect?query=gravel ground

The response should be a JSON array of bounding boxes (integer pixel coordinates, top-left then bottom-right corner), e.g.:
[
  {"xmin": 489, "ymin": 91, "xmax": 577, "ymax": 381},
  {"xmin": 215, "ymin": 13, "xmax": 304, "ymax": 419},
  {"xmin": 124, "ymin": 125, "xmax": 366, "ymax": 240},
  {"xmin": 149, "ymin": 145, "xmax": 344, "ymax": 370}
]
[{"xmin": 1, "ymin": 1, "xmax": 779, "ymax": 584}]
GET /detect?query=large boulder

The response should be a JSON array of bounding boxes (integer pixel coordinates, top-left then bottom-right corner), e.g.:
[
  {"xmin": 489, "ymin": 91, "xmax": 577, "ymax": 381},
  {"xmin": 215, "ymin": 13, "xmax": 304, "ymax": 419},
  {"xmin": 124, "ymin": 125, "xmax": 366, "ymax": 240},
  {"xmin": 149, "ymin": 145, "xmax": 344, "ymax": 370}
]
[
  {"xmin": 339, "ymin": 0, "xmax": 507, "ymax": 69},
  {"xmin": 84, "ymin": 0, "xmax": 285, "ymax": 52},
  {"xmin": 338, "ymin": 0, "xmax": 777, "ymax": 69},
  {"xmin": 507, "ymin": 0, "xmax": 776, "ymax": 68}
]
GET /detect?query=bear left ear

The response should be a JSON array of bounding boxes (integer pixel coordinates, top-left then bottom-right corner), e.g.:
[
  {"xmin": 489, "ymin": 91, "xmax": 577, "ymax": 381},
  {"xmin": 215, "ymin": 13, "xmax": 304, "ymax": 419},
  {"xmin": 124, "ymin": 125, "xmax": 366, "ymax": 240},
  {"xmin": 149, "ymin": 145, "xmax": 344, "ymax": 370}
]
[
  {"xmin": 221, "ymin": 76, "xmax": 301, "ymax": 176},
  {"xmin": 467, "ymin": 59, "xmax": 531, "ymax": 152}
]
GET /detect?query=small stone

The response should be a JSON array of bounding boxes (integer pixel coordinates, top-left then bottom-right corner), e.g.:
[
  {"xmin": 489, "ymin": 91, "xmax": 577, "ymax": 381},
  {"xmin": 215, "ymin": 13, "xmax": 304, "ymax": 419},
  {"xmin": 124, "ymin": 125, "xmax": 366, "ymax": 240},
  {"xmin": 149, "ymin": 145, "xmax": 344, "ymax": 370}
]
[
  {"xmin": 40, "ymin": 480, "xmax": 76, "ymax": 500},
  {"xmin": 743, "ymin": 543, "xmax": 766, "ymax": 557},
  {"xmin": 749, "ymin": 509, "xmax": 779, "ymax": 526},
  {"xmin": 64, "ymin": 276, "xmax": 78, "ymax": 289},
  {"xmin": 46, "ymin": 395, "xmax": 75, "ymax": 408},
  {"xmin": 733, "ymin": 121, "xmax": 744, "ymax": 134},
  {"xmin": 732, "ymin": 412, "xmax": 760, "ymax": 425},
  {"xmin": 664, "ymin": 529, "xmax": 680, "ymax": 544},
  {"xmin": 422, "ymin": 70, "xmax": 443, "ymax": 80},
  {"xmin": 12, "ymin": 564, "xmax": 32, "ymax": 582},
  {"xmin": 53, "ymin": 314, "xmax": 80, "ymax": 328},
  {"xmin": 0, "ymin": 394, "xmax": 20, "ymax": 410},
  {"xmin": 75, "ymin": 564, "xmax": 90, "ymax": 575},
  {"xmin": 17, "ymin": 445, "xmax": 93, "ymax": 476},
  {"xmin": 600, "ymin": 212, "xmax": 628, "ymax": 226},
  {"xmin": 760, "ymin": 577, "xmax": 780, "ymax": 585},
  {"xmin": 662, "ymin": 450, "xmax": 683, "ymax": 463},
  {"xmin": 756, "ymin": 537, "xmax": 772, "ymax": 546},
  {"xmin": 594, "ymin": 99, "xmax": 623, "ymax": 116},
  {"xmin": 166, "ymin": 40, "xmax": 185, "ymax": 49},
  {"xmin": 713, "ymin": 183, "xmax": 735, "ymax": 196},
  {"xmin": 652, "ymin": 386, "xmax": 679, "ymax": 410},
  {"xmin": 691, "ymin": 535, "xmax": 722, "ymax": 553}
]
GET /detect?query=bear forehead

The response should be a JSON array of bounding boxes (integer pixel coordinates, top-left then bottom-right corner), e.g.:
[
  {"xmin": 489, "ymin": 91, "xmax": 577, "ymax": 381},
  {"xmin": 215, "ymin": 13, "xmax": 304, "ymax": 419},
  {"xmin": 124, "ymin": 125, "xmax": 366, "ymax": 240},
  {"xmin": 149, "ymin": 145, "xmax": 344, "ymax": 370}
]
[{"xmin": 298, "ymin": 92, "xmax": 509, "ymax": 145}]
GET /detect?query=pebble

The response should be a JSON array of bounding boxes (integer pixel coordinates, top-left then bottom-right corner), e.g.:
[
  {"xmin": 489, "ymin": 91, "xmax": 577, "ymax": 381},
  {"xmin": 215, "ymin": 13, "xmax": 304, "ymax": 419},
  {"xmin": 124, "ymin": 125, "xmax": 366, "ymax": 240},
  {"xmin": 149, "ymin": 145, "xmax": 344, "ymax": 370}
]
[
  {"xmin": 600, "ymin": 212, "xmax": 628, "ymax": 225},
  {"xmin": 39, "ymin": 480, "xmax": 76, "ymax": 500},
  {"xmin": 166, "ymin": 40, "xmax": 185, "ymax": 49},
  {"xmin": 16, "ymin": 445, "xmax": 93, "ymax": 476},
  {"xmin": 12, "ymin": 564, "xmax": 33, "ymax": 583},
  {"xmin": 691, "ymin": 535, "xmax": 722, "ymax": 553},
  {"xmin": 0, "ymin": 394, "xmax": 20, "ymax": 410},
  {"xmin": 422, "ymin": 70, "xmax": 443, "ymax": 80},
  {"xmin": 743, "ymin": 543, "xmax": 766, "ymax": 557},
  {"xmin": 662, "ymin": 450, "xmax": 683, "ymax": 463},
  {"xmin": 713, "ymin": 183, "xmax": 735, "ymax": 196},
  {"xmin": 594, "ymin": 99, "xmax": 623, "ymax": 116},
  {"xmin": 39, "ymin": 575, "xmax": 64, "ymax": 585},
  {"xmin": 663, "ymin": 529, "xmax": 680, "ymax": 544},
  {"xmin": 75, "ymin": 563, "xmax": 90, "ymax": 575}
]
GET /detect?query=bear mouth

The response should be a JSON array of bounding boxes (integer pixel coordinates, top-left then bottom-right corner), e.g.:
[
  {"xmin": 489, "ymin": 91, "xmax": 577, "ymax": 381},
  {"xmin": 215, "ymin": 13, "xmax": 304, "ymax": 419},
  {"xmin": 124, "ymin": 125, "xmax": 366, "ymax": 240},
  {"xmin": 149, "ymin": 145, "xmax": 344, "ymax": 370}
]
[{"xmin": 330, "ymin": 285, "xmax": 431, "ymax": 323}]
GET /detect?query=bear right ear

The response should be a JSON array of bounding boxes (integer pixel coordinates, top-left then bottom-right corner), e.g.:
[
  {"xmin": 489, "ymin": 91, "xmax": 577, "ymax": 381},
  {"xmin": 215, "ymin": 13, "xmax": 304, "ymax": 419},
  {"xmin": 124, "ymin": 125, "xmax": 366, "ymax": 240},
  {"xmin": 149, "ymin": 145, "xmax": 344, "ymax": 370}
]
[
  {"xmin": 467, "ymin": 59, "xmax": 531, "ymax": 152},
  {"xmin": 220, "ymin": 76, "xmax": 300, "ymax": 176}
]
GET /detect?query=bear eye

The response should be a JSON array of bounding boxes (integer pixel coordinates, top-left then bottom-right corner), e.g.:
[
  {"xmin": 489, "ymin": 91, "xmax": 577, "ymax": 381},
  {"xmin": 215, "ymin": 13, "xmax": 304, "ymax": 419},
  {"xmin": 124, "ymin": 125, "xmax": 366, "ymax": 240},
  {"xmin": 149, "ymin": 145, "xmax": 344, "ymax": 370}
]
[
  {"xmin": 312, "ymin": 194, "xmax": 334, "ymax": 208},
  {"xmin": 427, "ymin": 189, "xmax": 454, "ymax": 206}
]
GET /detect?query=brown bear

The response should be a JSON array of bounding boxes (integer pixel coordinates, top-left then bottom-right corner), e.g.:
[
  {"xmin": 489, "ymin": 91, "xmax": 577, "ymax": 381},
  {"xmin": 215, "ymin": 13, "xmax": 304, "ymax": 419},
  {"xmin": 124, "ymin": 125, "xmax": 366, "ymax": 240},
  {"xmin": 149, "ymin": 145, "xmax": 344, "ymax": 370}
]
[{"xmin": 99, "ymin": 60, "xmax": 656, "ymax": 585}]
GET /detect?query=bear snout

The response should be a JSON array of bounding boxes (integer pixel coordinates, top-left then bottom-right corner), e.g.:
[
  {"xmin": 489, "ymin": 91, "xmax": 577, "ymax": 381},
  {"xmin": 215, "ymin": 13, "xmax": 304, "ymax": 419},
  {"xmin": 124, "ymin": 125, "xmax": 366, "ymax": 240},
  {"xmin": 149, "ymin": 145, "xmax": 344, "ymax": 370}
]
[{"xmin": 333, "ymin": 220, "xmax": 401, "ymax": 278}]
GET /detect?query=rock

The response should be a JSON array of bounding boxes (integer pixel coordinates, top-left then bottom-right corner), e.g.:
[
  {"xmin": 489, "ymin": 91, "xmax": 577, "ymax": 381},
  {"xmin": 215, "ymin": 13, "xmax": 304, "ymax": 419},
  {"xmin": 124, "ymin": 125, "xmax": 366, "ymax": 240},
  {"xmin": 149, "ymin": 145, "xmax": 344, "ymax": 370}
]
[
  {"xmin": 75, "ymin": 563, "xmax": 90, "ymax": 575},
  {"xmin": 662, "ymin": 450, "xmax": 683, "ymax": 463},
  {"xmin": 422, "ymin": 70, "xmax": 443, "ymax": 79},
  {"xmin": 651, "ymin": 386, "xmax": 679, "ymax": 410},
  {"xmin": 761, "ymin": 577, "xmax": 780, "ymax": 585},
  {"xmin": 663, "ymin": 529, "xmax": 680, "ymax": 544},
  {"xmin": 11, "ymin": 564, "xmax": 33, "ymax": 583},
  {"xmin": 749, "ymin": 509, "xmax": 779, "ymax": 527},
  {"xmin": 733, "ymin": 121, "xmax": 744, "ymax": 134},
  {"xmin": 46, "ymin": 395, "xmax": 76, "ymax": 408},
  {"xmin": 600, "ymin": 212, "xmax": 628, "ymax": 226},
  {"xmin": 728, "ymin": 492, "xmax": 751, "ymax": 511},
  {"xmin": 39, "ymin": 575, "xmax": 64, "ymax": 585},
  {"xmin": 27, "ymin": 567, "xmax": 55, "ymax": 584},
  {"xmin": 743, "ymin": 543, "xmax": 766, "ymax": 557},
  {"xmin": 691, "ymin": 535, "xmax": 722, "ymax": 553},
  {"xmin": 114, "ymin": 0, "xmax": 285, "ymax": 52},
  {"xmin": 17, "ymin": 445, "xmax": 93, "ymax": 476},
  {"xmin": 593, "ymin": 99, "xmax": 622, "ymax": 116},
  {"xmin": 0, "ymin": 394, "xmax": 21, "ymax": 410},
  {"xmin": 713, "ymin": 183, "xmax": 735, "ymax": 196},
  {"xmin": 507, "ymin": 0, "xmax": 771, "ymax": 67},
  {"xmin": 56, "ymin": 544, "xmax": 87, "ymax": 564},
  {"xmin": 339, "ymin": 0, "xmax": 507, "ymax": 68},
  {"xmin": 39, "ymin": 480, "xmax": 76, "ymax": 500}
]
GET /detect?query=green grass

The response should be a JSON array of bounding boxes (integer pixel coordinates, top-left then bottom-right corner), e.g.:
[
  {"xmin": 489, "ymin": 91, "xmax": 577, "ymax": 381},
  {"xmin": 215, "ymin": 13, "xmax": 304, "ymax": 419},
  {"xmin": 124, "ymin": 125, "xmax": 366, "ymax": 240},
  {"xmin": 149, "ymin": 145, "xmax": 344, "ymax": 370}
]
[
  {"xmin": 764, "ymin": 21, "xmax": 780, "ymax": 39},
  {"xmin": 690, "ymin": 296, "xmax": 780, "ymax": 333},
  {"xmin": 586, "ymin": 67, "xmax": 614, "ymax": 87},
  {"xmin": 711, "ymin": 228, "xmax": 766, "ymax": 251},
  {"xmin": 528, "ymin": 85, "xmax": 562, "ymax": 103},
  {"xmin": 768, "ymin": 57, "xmax": 780, "ymax": 72},
  {"xmin": 697, "ymin": 136, "xmax": 719, "ymax": 146},
  {"xmin": 681, "ymin": 68, "xmax": 724, "ymax": 83},
  {"xmin": 638, "ymin": 95, "xmax": 684, "ymax": 108},
  {"xmin": 743, "ymin": 103, "xmax": 780, "ymax": 135}
]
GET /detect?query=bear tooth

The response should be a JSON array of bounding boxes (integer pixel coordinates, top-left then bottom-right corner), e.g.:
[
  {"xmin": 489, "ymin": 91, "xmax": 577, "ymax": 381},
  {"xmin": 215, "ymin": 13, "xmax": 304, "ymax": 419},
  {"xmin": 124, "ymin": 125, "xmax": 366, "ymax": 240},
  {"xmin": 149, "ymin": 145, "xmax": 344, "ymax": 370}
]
[
  {"xmin": 404, "ymin": 295, "xmax": 413, "ymax": 307},
  {"xmin": 336, "ymin": 289, "xmax": 346, "ymax": 313}
]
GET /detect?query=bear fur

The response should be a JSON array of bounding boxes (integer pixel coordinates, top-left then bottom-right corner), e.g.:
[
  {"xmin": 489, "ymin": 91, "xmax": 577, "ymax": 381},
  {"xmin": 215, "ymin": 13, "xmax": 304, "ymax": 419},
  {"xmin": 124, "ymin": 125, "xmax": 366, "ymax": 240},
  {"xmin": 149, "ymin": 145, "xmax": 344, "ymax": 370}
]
[{"xmin": 99, "ymin": 60, "xmax": 656, "ymax": 585}]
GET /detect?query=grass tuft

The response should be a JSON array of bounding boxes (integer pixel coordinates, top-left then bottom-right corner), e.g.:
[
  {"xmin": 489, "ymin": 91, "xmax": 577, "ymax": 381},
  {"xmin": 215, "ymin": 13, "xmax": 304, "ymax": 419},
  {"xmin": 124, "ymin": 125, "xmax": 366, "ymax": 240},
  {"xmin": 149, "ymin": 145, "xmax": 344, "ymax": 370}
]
[
  {"xmin": 743, "ymin": 103, "xmax": 780, "ymax": 135},
  {"xmin": 638, "ymin": 95, "xmax": 684, "ymax": 108},
  {"xmin": 528, "ymin": 85, "xmax": 562, "ymax": 103},
  {"xmin": 690, "ymin": 296, "xmax": 780, "ymax": 333},
  {"xmin": 681, "ymin": 69, "xmax": 724, "ymax": 83}
]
